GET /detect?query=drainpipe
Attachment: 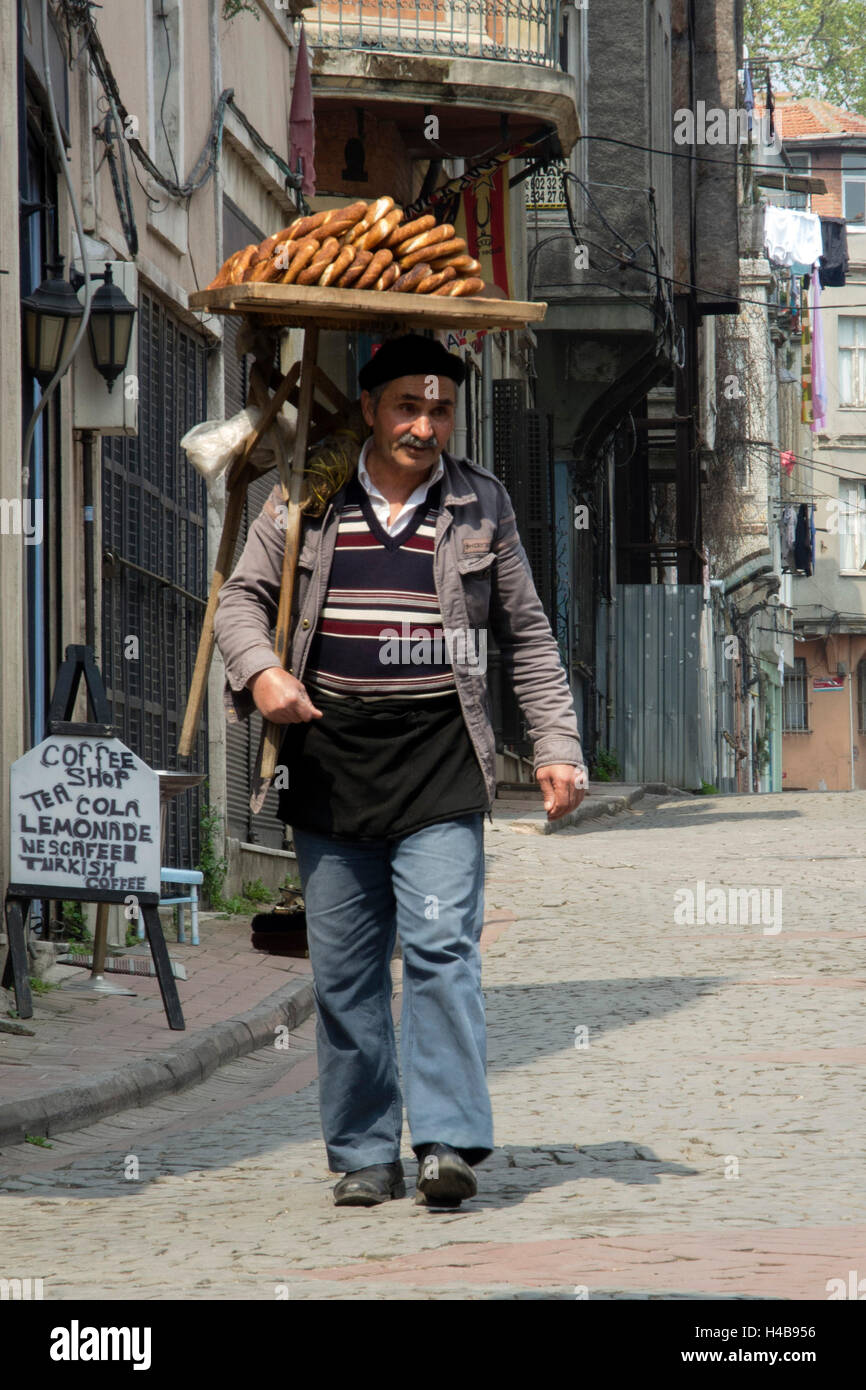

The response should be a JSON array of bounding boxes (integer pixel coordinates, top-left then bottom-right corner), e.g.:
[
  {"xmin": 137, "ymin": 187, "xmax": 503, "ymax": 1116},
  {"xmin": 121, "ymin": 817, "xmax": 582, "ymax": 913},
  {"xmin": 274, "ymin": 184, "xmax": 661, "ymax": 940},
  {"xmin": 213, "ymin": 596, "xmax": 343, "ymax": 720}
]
[
  {"xmin": 849, "ymin": 668, "xmax": 856, "ymax": 791},
  {"xmin": 606, "ymin": 447, "xmax": 616, "ymax": 756},
  {"xmin": 482, "ymin": 332, "xmax": 494, "ymax": 473},
  {"xmin": 81, "ymin": 430, "xmax": 96, "ymax": 654}
]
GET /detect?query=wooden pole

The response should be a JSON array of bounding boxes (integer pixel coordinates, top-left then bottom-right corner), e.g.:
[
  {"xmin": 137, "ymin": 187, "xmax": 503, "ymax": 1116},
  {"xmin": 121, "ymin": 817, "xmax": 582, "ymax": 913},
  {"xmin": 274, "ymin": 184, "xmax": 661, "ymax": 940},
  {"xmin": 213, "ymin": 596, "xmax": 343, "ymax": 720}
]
[
  {"xmin": 177, "ymin": 458, "xmax": 254, "ymax": 758},
  {"xmin": 259, "ymin": 325, "xmax": 319, "ymax": 784}
]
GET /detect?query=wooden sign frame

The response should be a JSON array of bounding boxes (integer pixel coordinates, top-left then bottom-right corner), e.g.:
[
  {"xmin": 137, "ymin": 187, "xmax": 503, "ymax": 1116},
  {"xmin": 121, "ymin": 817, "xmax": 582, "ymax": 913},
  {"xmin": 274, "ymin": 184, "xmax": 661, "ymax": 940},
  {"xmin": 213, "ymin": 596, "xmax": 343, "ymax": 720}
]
[{"xmin": 3, "ymin": 646, "xmax": 185, "ymax": 1030}]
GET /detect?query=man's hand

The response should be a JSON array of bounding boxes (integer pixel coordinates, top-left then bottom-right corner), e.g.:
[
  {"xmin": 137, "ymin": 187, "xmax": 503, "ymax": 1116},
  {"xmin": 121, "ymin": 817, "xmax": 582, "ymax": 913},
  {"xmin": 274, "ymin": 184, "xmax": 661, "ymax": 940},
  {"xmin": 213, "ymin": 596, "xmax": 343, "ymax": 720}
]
[
  {"xmin": 248, "ymin": 668, "xmax": 324, "ymax": 723},
  {"xmin": 536, "ymin": 763, "xmax": 588, "ymax": 821}
]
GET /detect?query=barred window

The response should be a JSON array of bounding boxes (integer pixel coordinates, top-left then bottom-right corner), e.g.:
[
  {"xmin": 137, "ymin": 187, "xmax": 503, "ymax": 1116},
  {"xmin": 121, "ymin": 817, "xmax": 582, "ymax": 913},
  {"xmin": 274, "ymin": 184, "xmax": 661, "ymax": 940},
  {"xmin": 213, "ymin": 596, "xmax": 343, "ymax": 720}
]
[{"xmin": 783, "ymin": 657, "xmax": 809, "ymax": 732}]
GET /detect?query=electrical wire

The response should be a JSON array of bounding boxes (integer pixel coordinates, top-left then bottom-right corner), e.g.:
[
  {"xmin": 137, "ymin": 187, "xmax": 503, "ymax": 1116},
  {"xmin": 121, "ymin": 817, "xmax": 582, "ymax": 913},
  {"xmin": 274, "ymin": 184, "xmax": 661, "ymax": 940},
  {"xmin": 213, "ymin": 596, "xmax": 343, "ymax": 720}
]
[
  {"xmin": 579, "ymin": 132, "xmax": 866, "ymax": 178},
  {"xmin": 62, "ymin": 1, "xmax": 305, "ymax": 210},
  {"xmin": 156, "ymin": 7, "xmax": 182, "ymax": 190}
]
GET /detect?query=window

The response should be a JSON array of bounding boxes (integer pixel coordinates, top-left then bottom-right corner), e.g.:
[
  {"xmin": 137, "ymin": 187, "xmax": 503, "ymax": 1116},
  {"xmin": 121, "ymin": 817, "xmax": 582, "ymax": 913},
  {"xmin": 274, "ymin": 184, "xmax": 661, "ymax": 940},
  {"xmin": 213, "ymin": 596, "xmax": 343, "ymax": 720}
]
[
  {"xmin": 838, "ymin": 479, "xmax": 866, "ymax": 572},
  {"xmin": 842, "ymin": 152, "xmax": 866, "ymax": 225},
  {"xmin": 783, "ymin": 657, "xmax": 809, "ymax": 731},
  {"xmin": 786, "ymin": 152, "xmax": 811, "ymax": 211},
  {"xmin": 859, "ymin": 659, "xmax": 866, "ymax": 734},
  {"xmin": 765, "ymin": 152, "xmax": 811, "ymax": 210},
  {"xmin": 838, "ymin": 318, "xmax": 866, "ymax": 407}
]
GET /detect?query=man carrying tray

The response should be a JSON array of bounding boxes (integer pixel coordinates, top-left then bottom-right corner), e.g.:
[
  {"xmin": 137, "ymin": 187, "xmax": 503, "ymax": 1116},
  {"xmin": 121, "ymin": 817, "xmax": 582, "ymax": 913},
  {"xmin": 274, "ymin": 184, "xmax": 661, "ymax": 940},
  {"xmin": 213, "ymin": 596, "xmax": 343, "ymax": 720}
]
[{"xmin": 214, "ymin": 333, "xmax": 586, "ymax": 1209}]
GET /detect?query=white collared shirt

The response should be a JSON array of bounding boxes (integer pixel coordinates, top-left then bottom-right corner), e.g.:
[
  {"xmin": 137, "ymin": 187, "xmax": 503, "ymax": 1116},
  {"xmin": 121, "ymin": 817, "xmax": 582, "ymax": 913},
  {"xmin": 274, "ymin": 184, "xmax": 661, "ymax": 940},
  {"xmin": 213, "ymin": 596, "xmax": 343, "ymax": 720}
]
[{"xmin": 356, "ymin": 436, "xmax": 444, "ymax": 537}]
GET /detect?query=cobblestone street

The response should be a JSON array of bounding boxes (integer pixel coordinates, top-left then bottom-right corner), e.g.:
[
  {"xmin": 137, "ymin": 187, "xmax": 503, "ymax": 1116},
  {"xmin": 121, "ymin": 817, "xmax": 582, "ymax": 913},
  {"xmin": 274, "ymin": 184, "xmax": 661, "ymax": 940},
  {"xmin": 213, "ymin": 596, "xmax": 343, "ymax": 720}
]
[{"xmin": 2, "ymin": 790, "xmax": 864, "ymax": 1300}]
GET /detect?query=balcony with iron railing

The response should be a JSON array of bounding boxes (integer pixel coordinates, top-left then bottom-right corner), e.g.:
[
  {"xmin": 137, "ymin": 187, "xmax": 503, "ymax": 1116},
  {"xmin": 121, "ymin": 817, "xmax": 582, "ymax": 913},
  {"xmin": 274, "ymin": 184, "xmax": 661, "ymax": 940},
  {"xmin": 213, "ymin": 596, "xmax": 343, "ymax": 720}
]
[
  {"xmin": 309, "ymin": 0, "xmax": 579, "ymax": 157},
  {"xmin": 310, "ymin": 0, "xmax": 561, "ymax": 67}
]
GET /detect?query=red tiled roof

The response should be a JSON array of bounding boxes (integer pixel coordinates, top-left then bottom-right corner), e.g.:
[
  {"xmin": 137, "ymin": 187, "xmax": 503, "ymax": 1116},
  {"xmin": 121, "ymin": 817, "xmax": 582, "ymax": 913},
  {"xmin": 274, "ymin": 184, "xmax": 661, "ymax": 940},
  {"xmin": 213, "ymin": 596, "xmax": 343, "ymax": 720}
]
[{"xmin": 755, "ymin": 97, "xmax": 866, "ymax": 139}]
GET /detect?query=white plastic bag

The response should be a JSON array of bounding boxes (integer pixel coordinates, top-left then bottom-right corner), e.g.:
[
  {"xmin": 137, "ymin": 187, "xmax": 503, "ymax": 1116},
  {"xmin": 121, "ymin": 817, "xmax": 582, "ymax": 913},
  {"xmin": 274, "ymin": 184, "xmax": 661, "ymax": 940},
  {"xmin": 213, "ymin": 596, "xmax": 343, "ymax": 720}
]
[{"xmin": 181, "ymin": 406, "xmax": 294, "ymax": 484}]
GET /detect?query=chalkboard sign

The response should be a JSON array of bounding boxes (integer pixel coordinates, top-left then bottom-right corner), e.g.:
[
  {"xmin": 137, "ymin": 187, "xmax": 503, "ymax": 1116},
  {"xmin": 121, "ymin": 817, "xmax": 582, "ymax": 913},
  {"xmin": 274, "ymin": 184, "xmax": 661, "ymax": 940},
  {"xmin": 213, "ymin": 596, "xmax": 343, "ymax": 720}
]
[{"xmin": 9, "ymin": 735, "xmax": 161, "ymax": 898}]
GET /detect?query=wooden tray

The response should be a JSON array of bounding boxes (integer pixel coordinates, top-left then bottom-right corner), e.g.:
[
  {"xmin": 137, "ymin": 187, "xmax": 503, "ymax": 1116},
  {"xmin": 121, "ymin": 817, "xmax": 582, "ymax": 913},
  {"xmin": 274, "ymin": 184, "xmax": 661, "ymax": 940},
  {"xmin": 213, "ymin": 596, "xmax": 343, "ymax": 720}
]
[{"xmin": 188, "ymin": 282, "xmax": 547, "ymax": 333}]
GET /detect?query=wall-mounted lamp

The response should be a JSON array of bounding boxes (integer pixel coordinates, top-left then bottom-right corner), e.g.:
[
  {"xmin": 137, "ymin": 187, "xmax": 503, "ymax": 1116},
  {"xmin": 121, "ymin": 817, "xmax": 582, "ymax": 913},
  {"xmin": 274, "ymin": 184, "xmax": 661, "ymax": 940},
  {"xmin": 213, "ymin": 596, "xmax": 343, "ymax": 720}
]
[
  {"xmin": 70, "ymin": 263, "xmax": 137, "ymax": 393},
  {"xmin": 20, "ymin": 257, "xmax": 84, "ymax": 388},
  {"xmin": 21, "ymin": 256, "xmax": 137, "ymax": 393}
]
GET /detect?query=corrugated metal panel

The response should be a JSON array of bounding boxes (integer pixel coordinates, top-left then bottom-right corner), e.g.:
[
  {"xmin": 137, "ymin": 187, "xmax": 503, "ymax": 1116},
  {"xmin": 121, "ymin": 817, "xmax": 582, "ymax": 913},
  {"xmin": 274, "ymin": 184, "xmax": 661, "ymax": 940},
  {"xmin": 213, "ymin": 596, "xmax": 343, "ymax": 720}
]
[{"xmin": 614, "ymin": 584, "xmax": 706, "ymax": 788}]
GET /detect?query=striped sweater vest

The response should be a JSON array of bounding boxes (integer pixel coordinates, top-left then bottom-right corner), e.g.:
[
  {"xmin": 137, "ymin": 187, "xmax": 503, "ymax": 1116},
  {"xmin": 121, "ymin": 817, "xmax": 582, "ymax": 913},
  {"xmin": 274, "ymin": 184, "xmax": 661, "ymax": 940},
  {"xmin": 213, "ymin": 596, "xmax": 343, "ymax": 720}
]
[{"xmin": 302, "ymin": 475, "xmax": 456, "ymax": 698}]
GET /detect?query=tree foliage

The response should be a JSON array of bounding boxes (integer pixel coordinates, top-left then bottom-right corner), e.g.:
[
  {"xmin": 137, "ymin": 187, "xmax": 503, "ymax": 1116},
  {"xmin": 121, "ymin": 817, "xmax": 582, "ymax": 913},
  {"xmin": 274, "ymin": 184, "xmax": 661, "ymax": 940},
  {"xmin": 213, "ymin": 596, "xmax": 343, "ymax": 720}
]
[{"xmin": 744, "ymin": 1, "xmax": 866, "ymax": 115}]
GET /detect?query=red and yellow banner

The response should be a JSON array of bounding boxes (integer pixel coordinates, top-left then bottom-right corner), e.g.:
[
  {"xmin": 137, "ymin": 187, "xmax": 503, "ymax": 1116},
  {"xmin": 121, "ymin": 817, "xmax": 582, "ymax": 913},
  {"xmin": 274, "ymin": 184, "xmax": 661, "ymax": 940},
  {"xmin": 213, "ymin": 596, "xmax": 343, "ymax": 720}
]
[{"xmin": 453, "ymin": 164, "xmax": 512, "ymax": 299}]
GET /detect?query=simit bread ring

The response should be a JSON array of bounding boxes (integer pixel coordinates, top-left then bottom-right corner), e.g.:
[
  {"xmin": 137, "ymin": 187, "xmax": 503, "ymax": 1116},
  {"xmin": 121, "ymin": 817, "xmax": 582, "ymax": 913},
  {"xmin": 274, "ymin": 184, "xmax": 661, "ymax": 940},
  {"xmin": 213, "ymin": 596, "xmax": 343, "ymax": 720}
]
[
  {"xmin": 383, "ymin": 214, "xmax": 436, "ymax": 250},
  {"xmin": 322, "ymin": 201, "xmax": 367, "ymax": 227},
  {"xmin": 357, "ymin": 208, "xmax": 404, "ymax": 253},
  {"xmin": 307, "ymin": 235, "xmax": 341, "ymax": 267},
  {"xmin": 392, "ymin": 262, "xmax": 432, "ymax": 293},
  {"xmin": 414, "ymin": 266, "xmax": 458, "ymax": 294},
  {"xmin": 208, "ymin": 251, "xmax": 241, "ymax": 289},
  {"xmin": 399, "ymin": 236, "xmax": 466, "ymax": 271},
  {"xmin": 346, "ymin": 197, "xmax": 396, "ymax": 245},
  {"xmin": 399, "ymin": 224, "xmax": 455, "ymax": 258},
  {"xmin": 446, "ymin": 277, "xmax": 485, "ymax": 296},
  {"xmin": 336, "ymin": 249, "xmax": 373, "ymax": 286},
  {"xmin": 374, "ymin": 263, "xmax": 401, "ymax": 291},
  {"xmin": 296, "ymin": 238, "xmax": 341, "ymax": 285},
  {"xmin": 233, "ymin": 245, "xmax": 259, "ymax": 283},
  {"xmin": 288, "ymin": 209, "xmax": 334, "ymax": 241},
  {"xmin": 355, "ymin": 247, "xmax": 393, "ymax": 289},
  {"xmin": 428, "ymin": 253, "xmax": 482, "ymax": 277},
  {"xmin": 318, "ymin": 245, "xmax": 356, "ymax": 286},
  {"xmin": 281, "ymin": 237, "xmax": 320, "ymax": 284},
  {"xmin": 247, "ymin": 243, "xmax": 293, "ymax": 282}
]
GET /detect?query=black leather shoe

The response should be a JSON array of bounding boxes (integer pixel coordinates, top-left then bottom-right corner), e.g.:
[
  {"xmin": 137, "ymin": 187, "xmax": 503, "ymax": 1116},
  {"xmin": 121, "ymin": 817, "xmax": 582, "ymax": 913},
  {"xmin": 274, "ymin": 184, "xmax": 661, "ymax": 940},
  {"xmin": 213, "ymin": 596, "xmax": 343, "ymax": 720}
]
[
  {"xmin": 414, "ymin": 1143, "xmax": 478, "ymax": 1208},
  {"xmin": 333, "ymin": 1160, "xmax": 406, "ymax": 1207}
]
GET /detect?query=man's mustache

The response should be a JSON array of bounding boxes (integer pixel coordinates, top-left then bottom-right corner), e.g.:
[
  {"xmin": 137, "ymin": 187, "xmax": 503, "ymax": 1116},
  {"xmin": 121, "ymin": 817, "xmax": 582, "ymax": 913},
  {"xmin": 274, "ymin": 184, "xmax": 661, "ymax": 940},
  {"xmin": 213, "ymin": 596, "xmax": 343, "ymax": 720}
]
[{"xmin": 396, "ymin": 433, "xmax": 438, "ymax": 450}]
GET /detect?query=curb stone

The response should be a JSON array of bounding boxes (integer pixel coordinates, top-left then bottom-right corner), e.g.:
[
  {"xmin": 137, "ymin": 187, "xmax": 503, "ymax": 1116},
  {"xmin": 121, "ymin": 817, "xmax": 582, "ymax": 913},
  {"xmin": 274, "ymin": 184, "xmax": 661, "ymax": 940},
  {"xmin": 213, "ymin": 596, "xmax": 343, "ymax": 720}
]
[{"xmin": 0, "ymin": 974, "xmax": 314, "ymax": 1149}]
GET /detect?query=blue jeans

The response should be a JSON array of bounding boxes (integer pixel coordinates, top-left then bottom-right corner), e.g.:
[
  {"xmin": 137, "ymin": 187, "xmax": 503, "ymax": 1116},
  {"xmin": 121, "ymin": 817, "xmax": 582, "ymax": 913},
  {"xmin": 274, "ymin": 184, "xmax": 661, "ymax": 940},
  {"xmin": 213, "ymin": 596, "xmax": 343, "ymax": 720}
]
[{"xmin": 291, "ymin": 813, "xmax": 494, "ymax": 1173}]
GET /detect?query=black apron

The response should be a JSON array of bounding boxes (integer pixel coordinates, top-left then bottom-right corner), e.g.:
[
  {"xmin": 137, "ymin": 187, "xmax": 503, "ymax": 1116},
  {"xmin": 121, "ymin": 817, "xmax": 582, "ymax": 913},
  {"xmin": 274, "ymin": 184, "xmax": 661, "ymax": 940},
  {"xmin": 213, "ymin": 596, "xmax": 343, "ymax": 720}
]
[{"xmin": 277, "ymin": 687, "xmax": 489, "ymax": 841}]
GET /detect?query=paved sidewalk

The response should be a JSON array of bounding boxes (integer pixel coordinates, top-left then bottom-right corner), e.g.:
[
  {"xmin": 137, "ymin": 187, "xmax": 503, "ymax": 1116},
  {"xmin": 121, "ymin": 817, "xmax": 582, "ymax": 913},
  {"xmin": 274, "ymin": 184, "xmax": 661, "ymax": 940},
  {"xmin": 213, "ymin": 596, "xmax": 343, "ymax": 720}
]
[{"xmin": 0, "ymin": 782, "xmax": 645, "ymax": 1147}]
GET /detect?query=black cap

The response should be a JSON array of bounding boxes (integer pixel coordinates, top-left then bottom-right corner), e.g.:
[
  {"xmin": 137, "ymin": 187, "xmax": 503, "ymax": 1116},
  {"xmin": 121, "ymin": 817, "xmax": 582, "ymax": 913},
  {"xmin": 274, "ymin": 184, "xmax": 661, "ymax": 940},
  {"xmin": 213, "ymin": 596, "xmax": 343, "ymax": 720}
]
[{"xmin": 358, "ymin": 333, "xmax": 466, "ymax": 393}]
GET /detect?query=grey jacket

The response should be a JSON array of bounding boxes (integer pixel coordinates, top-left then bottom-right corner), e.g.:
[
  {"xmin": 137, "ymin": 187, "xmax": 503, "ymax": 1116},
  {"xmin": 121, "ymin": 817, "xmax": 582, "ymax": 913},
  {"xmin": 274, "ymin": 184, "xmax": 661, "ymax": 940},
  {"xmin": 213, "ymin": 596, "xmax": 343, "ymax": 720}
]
[{"xmin": 213, "ymin": 449, "xmax": 584, "ymax": 815}]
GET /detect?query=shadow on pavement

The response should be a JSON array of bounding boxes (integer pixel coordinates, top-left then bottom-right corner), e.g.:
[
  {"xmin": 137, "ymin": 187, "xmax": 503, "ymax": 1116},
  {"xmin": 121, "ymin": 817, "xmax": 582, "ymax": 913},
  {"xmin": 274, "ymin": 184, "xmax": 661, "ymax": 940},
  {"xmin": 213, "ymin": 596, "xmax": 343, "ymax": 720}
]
[
  {"xmin": 484, "ymin": 976, "xmax": 729, "ymax": 1074},
  {"xmin": 450, "ymin": 1140, "xmax": 699, "ymax": 1213},
  {"xmin": 564, "ymin": 800, "xmax": 804, "ymax": 836}
]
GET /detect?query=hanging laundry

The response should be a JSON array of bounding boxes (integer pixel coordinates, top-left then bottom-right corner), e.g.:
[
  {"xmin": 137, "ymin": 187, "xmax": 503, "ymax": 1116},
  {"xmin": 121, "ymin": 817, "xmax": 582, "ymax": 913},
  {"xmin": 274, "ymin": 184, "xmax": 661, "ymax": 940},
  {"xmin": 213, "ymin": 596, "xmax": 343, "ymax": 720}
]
[
  {"xmin": 780, "ymin": 503, "xmax": 797, "ymax": 570},
  {"xmin": 810, "ymin": 273, "xmax": 827, "ymax": 430},
  {"xmin": 743, "ymin": 57, "xmax": 755, "ymax": 132},
  {"xmin": 289, "ymin": 23, "xmax": 316, "ymax": 196},
  {"xmin": 764, "ymin": 206, "xmax": 823, "ymax": 274},
  {"xmin": 766, "ymin": 72, "xmax": 776, "ymax": 141},
  {"xmin": 794, "ymin": 502, "xmax": 813, "ymax": 576},
  {"xmin": 780, "ymin": 450, "xmax": 795, "ymax": 476},
  {"xmin": 810, "ymin": 502, "xmax": 817, "ymax": 575},
  {"xmin": 818, "ymin": 216, "xmax": 848, "ymax": 288},
  {"xmin": 801, "ymin": 274, "xmax": 814, "ymax": 424}
]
